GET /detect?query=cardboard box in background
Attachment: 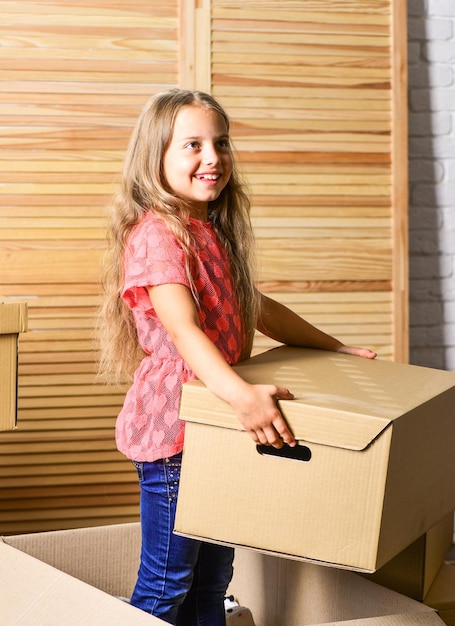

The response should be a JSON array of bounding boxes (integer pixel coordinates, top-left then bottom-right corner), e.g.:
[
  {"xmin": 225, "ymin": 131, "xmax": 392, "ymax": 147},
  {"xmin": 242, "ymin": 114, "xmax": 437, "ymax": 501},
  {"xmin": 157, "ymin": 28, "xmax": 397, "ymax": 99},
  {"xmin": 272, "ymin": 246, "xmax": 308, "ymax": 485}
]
[
  {"xmin": 364, "ymin": 513, "xmax": 454, "ymax": 601},
  {"xmin": 1, "ymin": 523, "xmax": 160, "ymax": 626},
  {"xmin": 0, "ymin": 543, "xmax": 162, "ymax": 625},
  {"xmin": 176, "ymin": 346, "xmax": 455, "ymax": 572},
  {"xmin": 227, "ymin": 546, "xmax": 445, "ymax": 626},
  {"xmin": 424, "ymin": 545, "xmax": 455, "ymax": 626},
  {"xmin": 0, "ymin": 523, "xmax": 445, "ymax": 626},
  {"xmin": 0, "ymin": 299, "xmax": 27, "ymax": 431}
]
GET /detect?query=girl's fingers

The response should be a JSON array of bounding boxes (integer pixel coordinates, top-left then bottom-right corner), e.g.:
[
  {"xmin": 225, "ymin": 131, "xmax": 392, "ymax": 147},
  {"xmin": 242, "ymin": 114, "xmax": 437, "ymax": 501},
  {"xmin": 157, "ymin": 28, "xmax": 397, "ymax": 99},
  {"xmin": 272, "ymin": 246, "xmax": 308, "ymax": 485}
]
[
  {"xmin": 338, "ymin": 345, "xmax": 377, "ymax": 359},
  {"xmin": 263, "ymin": 425, "xmax": 284, "ymax": 448},
  {"xmin": 247, "ymin": 423, "xmax": 295, "ymax": 449},
  {"xmin": 241, "ymin": 384, "xmax": 296, "ymax": 448},
  {"xmin": 274, "ymin": 387, "xmax": 294, "ymax": 400}
]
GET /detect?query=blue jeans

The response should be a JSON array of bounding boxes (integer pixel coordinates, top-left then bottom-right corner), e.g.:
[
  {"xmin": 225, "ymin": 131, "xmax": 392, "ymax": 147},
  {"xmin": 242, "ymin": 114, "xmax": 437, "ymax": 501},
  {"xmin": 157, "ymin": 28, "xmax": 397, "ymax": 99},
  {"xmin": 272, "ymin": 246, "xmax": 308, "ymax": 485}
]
[{"xmin": 129, "ymin": 454, "xmax": 234, "ymax": 625}]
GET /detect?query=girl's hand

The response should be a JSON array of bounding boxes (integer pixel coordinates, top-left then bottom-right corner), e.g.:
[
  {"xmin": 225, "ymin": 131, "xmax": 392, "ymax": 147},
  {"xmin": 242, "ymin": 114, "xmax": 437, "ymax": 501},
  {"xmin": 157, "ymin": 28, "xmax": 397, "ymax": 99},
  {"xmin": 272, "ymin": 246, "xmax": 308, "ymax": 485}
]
[
  {"xmin": 336, "ymin": 345, "xmax": 377, "ymax": 359},
  {"xmin": 230, "ymin": 383, "xmax": 296, "ymax": 449}
]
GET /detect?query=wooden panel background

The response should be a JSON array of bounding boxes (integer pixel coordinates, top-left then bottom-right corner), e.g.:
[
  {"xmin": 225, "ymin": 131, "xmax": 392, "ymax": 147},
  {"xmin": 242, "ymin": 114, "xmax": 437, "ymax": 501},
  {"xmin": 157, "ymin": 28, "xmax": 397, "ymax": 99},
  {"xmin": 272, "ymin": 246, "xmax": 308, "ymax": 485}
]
[
  {"xmin": 0, "ymin": 0, "xmax": 407, "ymax": 534},
  {"xmin": 203, "ymin": 0, "xmax": 406, "ymax": 359}
]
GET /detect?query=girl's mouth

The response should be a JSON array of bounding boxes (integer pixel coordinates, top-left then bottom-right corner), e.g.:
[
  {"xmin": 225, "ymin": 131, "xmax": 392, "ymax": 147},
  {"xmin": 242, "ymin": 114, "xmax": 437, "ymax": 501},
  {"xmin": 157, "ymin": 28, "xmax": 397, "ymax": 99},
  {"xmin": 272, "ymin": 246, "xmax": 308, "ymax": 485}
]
[{"xmin": 195, "ymin": 173, "xmax": 220, "ymax": 181}]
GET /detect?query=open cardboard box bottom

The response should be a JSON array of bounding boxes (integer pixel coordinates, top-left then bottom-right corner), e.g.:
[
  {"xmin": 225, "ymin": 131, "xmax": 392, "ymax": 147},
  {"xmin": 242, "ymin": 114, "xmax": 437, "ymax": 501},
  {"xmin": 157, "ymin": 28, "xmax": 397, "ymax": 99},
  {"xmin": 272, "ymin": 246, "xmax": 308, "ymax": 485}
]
[{"xmin": 0, "ymin": 522, "xmax": 445, "ymax": 625}]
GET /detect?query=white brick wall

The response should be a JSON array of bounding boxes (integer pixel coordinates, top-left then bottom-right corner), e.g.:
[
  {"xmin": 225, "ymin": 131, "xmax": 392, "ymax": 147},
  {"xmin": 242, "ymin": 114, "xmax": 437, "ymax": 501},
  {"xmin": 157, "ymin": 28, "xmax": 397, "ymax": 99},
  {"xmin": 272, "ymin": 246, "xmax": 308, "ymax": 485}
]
[{"xmin": 408, "ymin": 0, "xmax": 455, "ymax": 370}]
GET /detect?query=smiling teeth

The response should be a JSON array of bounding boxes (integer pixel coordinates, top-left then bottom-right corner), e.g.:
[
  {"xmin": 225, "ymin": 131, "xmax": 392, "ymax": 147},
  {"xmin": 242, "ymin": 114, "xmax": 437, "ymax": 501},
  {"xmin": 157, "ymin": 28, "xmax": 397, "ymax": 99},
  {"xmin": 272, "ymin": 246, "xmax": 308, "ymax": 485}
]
[{"xmin": 200, "ymin": 174, "xmax": 219, "ymax": 180}]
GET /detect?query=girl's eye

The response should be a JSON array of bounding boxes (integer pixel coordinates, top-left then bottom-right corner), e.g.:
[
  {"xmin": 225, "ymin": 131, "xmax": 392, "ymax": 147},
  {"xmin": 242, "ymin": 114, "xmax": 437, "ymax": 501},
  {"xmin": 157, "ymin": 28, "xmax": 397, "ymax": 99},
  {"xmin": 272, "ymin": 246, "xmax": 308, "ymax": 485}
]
[{"xmin": 185, "ymin": 141, "xmax": 199, "ymax": 150}]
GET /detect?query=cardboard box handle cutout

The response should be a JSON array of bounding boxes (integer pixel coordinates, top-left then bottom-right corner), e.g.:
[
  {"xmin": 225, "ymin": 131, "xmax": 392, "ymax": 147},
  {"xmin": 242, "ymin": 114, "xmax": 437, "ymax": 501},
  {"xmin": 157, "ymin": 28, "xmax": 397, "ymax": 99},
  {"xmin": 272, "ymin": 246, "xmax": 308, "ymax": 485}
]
[{"xmin": 256, "ymin": 443, "xmax": 312, "ymax": 462}]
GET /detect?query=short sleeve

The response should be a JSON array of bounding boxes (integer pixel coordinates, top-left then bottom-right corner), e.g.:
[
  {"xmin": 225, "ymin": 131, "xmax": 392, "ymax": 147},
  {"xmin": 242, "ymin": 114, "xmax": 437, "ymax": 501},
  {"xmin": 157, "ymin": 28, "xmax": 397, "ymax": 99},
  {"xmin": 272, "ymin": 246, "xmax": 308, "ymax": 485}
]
[{"xmin": 122, "ymin": 214, "xmax": 190, "ymax": 311}]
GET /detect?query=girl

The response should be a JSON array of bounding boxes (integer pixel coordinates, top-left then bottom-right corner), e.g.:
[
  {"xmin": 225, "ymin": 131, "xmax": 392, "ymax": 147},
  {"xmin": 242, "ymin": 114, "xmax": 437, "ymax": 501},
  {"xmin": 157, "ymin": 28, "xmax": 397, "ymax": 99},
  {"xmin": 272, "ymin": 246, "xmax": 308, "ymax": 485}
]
[{"xmin": 98, "ymin": 88, "xmax": 376, "ymax": 625}]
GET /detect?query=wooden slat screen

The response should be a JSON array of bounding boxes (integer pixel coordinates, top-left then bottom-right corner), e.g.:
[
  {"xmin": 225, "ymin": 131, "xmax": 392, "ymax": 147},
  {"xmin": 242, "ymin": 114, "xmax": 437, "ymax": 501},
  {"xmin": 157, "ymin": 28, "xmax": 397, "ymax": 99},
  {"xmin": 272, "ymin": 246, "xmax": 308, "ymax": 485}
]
[
  {"xmin": 0, "ymin": 0, "xmax": 407, "ymax": 534},
  {"xmin": 207, "ymin": 0, "xmax": 406, "ymax": 359},
  {"xmin": 0, "ymin": 0, "xmax": 179, "ymax": 534}
]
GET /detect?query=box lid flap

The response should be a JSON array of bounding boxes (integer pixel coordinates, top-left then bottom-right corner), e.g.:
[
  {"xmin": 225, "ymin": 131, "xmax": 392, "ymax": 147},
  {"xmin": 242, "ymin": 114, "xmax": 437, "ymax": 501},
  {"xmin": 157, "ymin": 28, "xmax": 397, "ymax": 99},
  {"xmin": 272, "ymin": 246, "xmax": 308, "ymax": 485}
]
[
  {"xmin": 180, "ymin": 381, "xmax": 390, "ymax": 451},
  {"xmin": 180, "ymin": 346, "xmax": 455, "ymax": 452}
]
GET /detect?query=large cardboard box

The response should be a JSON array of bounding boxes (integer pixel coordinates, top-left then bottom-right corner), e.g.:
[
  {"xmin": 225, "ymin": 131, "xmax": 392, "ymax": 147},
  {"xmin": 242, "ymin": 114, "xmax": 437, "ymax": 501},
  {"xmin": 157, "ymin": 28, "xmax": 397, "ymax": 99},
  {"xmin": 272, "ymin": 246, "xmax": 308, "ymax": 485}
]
[
  {"xmin": 176, "ymin": 346, "xmax": 455, "ymax": 572},
  {"xmin": 0, "ymin": 523, "xmax": 445, "ymax": 625},
  {"xmin": 0, "ymin": 299, "xmax": 27, "ymax": 431}
]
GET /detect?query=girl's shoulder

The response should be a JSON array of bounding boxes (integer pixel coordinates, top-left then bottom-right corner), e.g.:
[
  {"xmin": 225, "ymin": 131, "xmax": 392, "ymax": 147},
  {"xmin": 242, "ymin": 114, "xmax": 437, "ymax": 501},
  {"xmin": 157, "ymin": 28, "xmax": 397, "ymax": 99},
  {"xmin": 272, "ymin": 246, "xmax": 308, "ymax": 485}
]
[
  {"xmin": 134, "ymin": 210, "xmax": 166, "ymax": 232},
  {"xmin": 129, "ymin": 211, "xmax": 173, "ymax": 245}
]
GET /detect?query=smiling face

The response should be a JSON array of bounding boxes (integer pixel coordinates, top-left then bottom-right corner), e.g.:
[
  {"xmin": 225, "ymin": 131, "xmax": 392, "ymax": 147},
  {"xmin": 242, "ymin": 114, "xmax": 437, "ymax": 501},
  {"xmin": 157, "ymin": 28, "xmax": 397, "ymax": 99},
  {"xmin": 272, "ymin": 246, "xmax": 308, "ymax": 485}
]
[{"xmin": 162, "ymin": 104, "xmax": 233, "ymax": 220}]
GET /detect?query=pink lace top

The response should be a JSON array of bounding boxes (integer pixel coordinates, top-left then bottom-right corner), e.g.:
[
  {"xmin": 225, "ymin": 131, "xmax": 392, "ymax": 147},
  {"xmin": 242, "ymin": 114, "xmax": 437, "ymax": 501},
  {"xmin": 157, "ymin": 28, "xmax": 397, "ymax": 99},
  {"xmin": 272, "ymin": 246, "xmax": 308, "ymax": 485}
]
[{"xmin": 116, "ymin": 212, "xmax": 244, "ymax": 462}]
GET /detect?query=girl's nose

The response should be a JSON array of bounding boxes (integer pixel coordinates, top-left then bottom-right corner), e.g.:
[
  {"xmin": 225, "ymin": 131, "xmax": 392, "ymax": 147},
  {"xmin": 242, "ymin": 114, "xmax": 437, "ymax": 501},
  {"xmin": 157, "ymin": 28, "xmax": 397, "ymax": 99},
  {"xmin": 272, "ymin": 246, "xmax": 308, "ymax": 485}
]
[{"xmin": 202, "ymin": 144, "xmax": 219, "ymax": 165}]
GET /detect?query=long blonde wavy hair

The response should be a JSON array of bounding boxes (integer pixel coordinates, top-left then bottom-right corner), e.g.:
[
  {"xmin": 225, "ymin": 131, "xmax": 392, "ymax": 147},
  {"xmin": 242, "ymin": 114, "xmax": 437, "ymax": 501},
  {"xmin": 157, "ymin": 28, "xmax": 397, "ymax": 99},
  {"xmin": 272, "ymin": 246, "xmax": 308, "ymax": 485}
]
[{"xmin": 97, "ymin": 89, "xmax": 258, "ymax": 384}]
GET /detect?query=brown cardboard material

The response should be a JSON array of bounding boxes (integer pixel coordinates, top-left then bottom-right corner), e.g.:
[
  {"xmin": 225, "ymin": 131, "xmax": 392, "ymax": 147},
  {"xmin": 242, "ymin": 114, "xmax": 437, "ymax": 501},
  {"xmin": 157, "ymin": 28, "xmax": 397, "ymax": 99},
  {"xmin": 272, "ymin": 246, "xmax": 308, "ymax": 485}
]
[
  {"xmin": 0, "ymin": 543, "xmax": 163, "ymax": 625},
  {"xmin": 228, "ymin": 547, "xmax": 445, "ymax": 626},
  {"xmin": 363, "ymin": 513, "xmax": 454, "ymax": 600},
  {"xmin": 176, "ymin": 346, "xmax": 455, "ymax": 572},
  {"xmin": 424, "ymin": 549, "xmax": 455, "ymax": 626},
  {"xmin": 1, "ymin": 523, "xmax": 160, "ymax": 625},
  {"xmin": 0, "ymin": 523, "xmax": 444, "ymax": 626},
  {"xmin": 0, "ymin": 299, "xmax": 27, "ymax": 431},
  {"xmin": 4, "ymin": 522, "xmax": 141, "ymax": 599}
]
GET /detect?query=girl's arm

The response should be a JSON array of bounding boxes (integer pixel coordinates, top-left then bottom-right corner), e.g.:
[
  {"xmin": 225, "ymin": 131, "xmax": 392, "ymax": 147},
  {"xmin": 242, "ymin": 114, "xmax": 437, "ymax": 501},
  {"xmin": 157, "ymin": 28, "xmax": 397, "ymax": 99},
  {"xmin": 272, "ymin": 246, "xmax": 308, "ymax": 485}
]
[
  {"xmin": 257, "ymin": 292, "xmax": 377, "ymax": 359},
  {"xmin": 147, "ymin": 283, "xmax": 296, "ymax": 448}
]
